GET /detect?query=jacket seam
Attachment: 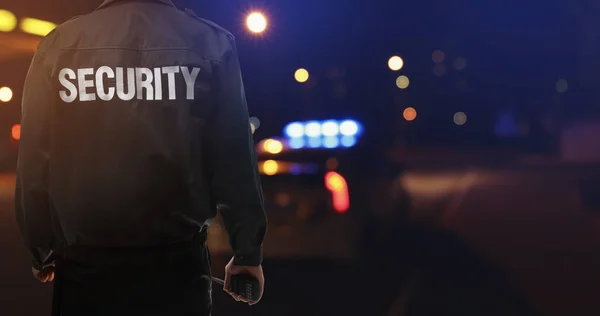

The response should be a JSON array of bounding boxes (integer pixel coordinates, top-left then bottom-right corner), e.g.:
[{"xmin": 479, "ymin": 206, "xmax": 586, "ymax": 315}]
[{"xmin": 57, "ymin": 47, "xmax": 224, "ymax": 64}]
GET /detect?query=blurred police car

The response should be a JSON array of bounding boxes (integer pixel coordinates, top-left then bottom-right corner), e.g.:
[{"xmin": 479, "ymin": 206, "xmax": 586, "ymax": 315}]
[{"xmin": 208, "ymin": 119, "xmax": 368, "ymax": 261}]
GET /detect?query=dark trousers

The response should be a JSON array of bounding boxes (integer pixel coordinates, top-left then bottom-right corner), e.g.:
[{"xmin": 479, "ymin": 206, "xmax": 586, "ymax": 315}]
[{"xmin": 52, "ymin": 236, "xmax": 212, "ymax": 316}]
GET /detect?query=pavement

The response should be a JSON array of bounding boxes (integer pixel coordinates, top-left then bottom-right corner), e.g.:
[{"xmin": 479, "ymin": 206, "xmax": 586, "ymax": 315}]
[{"xmin": 442, "ymin": 170, "xmax": 600, "ymax": 316}]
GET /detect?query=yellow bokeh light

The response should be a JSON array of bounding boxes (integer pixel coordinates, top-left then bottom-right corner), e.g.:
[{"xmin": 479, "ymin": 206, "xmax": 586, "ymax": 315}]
[
  {"xmin": 396, "ymin": 75, "xmax": 410, "ymax": 89},
  {"xmin": 295, "ymin": 68, "xmax": 309, "ymax": 83},
  {"xmin": 0, "ymin": 87, "xmax": 13, "ymax": 102},
  {"xmin": 263, "ymin": 139, "xmax": 283, "ymax": 154},
  {"xmin": 246, "ymin": 12, "xmax": 267, "ymax": 33},
  {"xmin": 403, "ymin": 107, "xmax": 417, "ymax": 121},
  {"xmin": 0, "ymin": 9, "xmax": 17, "ymax": 32},
  {"xmin": 263, "ymin": 160, "xmax": 279, "ymax": 176},
  {"xmin": 20, "ymin": 17, "xmax": 57, "ymax": 36},
  {"xmin": 388, "ymin": 56, "xmax": 404, "ymax": 71},
  {"xmin": 325, "ymin": 172, "xmax": 345, "ymax": 191},
  {"xmin": 454, "ymin": 112, "xmax": 467, "ymax": 125}
]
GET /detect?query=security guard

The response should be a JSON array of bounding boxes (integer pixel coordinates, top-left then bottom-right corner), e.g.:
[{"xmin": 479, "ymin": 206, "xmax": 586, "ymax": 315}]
[{"xmin": 15, "ymin": 0, "xmax": 267, "ymax": 315}]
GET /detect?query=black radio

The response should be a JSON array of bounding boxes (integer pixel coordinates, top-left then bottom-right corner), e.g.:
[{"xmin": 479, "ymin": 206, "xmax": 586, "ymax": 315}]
[{"xmin": 213, "ymin": 274, "xmax": 261, "ymax": 302}]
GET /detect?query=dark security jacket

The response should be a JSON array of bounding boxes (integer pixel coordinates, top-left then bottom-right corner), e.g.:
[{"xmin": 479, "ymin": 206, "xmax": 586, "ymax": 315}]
[{"xmin": 15, "ymin": 0, "xmax": 267, "ymax": 268}]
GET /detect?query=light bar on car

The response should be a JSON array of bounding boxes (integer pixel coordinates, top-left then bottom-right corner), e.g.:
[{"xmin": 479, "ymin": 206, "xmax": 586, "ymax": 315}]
[{"xmin": 283, "ymin": 119, "xmax": 362, "ymax": 149}]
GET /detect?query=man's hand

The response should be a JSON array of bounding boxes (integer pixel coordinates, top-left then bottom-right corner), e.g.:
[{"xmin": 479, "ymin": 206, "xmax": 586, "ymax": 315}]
[
  {"xmin": 223, "ymin": 257, "xmax": 264, "ymax": 305},
  {"xmin": 32, "ymin": 264, "xmax": 55, "ymax": 283}
]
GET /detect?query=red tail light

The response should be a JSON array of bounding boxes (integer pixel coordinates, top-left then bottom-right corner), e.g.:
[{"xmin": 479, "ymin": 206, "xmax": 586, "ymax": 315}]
[
  {"xmin": 11, "ymin": 124, "xmax": 20, "ymax": 140},
  {"xmin": 324, "ymin": 171, "xmax": 349, "ymax": 213}
]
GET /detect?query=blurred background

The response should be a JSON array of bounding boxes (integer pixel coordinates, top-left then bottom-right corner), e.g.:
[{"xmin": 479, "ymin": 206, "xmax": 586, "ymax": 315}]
[{"xmin": 2, "ymin": 0, "xmax": 600, "ymax": 315}]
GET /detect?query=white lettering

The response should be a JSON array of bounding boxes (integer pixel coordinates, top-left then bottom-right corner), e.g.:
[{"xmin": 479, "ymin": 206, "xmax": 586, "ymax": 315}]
[
  {"xmin": 59, "ymin": 68, "xmax": 77, "ymax": 103},
  {"xmin": 162, "ymin": 66, "xmax": 179, "ymax": 100},
  {"xmin": 57, "ymin": 66, "xmax": 201, "ymax": 102},
  {"xmin": 96, "ymin": 66, "xmax": 115, "ymax": 101},
  {"xmin": 136, "ymin": 68, "xmax": 153, "ymax": 100},
  {"xmin": 181, "ymin": 66, "xmax": 200, "ymax": 100},
  {"xmin": 77, "ymin": 68, "xmax": 96, "ymax": 101},
  {"xmin": 116, "ymin": 67, "xmax": 135, "ymax": 101},
  {"xmin": 153, "ymin": 67, "xmax": 163, "ymax": 100}
]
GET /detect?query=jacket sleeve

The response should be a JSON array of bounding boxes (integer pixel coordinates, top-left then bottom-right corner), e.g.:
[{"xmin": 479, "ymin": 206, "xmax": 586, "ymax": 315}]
[
  {"xmin": 203, "ymin": 36, "xmax": 267, "ymax": 266},
  {"xmin": 15, "ymin": 50, "xmax": 56, "ymax": 270}
]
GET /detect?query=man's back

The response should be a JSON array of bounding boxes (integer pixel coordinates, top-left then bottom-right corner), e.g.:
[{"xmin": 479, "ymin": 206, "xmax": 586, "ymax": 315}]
[
  {"xmin": 17, "ymin": 0, "xmax": 266, "ymax": 274},
  {"xmin": 16, "ymin": 0, "xmax": 267, "ymax": 314},
  {"xmin": 20, "ymin": 0, "xmax": 260, "ymax": 250},
  {"xmin": 56, "ymin": 0, "xmax": 232, "ymax": 58}
]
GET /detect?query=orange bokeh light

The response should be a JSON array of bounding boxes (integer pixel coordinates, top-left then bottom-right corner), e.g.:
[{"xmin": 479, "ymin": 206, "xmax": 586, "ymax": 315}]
[
  {"xmin": 11, "ymin": 124, "xmax": 20, "ymax": 140},
  {"xmin": 403, "ymin": 107, "xmax": 417, "ymax": 121}
]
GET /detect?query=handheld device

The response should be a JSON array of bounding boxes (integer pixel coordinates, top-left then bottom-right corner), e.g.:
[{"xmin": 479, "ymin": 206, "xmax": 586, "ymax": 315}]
[{"xmin": 212, "ymin": 275, "xmax": 261, "ymax": 302}]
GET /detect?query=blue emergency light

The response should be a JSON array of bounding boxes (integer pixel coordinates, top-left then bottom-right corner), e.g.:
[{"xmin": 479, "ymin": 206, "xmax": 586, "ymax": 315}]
[{"xmin": 283, "ymin": 119, "xmax": 362, "ymax": 149}]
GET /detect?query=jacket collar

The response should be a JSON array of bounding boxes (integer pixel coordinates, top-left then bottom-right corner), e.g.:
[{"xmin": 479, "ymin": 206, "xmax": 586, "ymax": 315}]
[{"xmin": 96, "ymin": 0, "xmax": 176, "ymax": 10}]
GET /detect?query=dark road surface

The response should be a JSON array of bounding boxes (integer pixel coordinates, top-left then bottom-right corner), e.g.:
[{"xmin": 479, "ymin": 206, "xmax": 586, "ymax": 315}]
[
  {"xmin": 1, "ymin": 170, "xmax": 600, "ymax": 316},
  {"xmin": 441, "ymin": 170, "xmax": 600, "ymax": 316}
]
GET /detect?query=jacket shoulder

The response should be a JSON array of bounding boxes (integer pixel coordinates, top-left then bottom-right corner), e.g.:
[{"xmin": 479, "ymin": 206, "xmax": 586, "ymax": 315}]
[
  {"xmin": 37, "ymin": 15, "xmax": 83, "ymax": 51},
  {"xmin": 63, "ymin": 15, "xmax": 84, "ymax": 24},
  {"xmin": 51, "ymin": 15, "xmax": 84, "ymax": 34},
  {"xmin": 184, "ymin": 8, "xmax": 235, "ymax": 40}
]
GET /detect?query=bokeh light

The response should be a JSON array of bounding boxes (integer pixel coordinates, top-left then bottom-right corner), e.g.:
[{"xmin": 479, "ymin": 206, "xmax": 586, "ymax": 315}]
[
  {"xmin": 304, "ymin": 121, "xmax": 321, "ymax": 137},
  {"xmin": 263, "ymin": 139, "xmax": 283, "ymax": 154},
  {"xmin": 20, "ymin": 17, "xmax": 56, "ymax": 36},
  {"xmin": 323, "ymin": 136, "xmax": 339, "ymax": 148},
  {"xmin": 0, "ymin": 87, "xmax": 13, "ymax": 102},
  {"xmin": 289, "ymin": 138, "xmax": 305, "ymax": 149},
  {"xmin": 284, "ymin": 122, "xmax": 304, "ymax": 138},
  {"xmin": 307, "ymin": 137, "xmax": 322, "ymax": 148},
  {"xmin": 432, "ymin": 50, "xmax": 445, "ymax": 63},
  {"xmin": 433, "ymin": 64, "xmax": 446, "ymax": 76},
  {"xmin": 339, "ymin": 120, "xmax": 359, "ymax": 136},
  {"xmin": 403, "ymin": 107, "xmax": 417, "ymax": 121},
  {"xmin": 246, "ymin": 12, "xmax": 267, "ymax": 33},
  {"xmin": 396, "ymin": 75, "xmax": 410, "ymax": 89},
  {"xmin": 326, "ymin": 158, "xmax": 339, "ymax": 170},
  {"xmin": 340, "ymin": 136, "xmax": 356, "ymax": 147},
  {"xmin": 0, "ymin": 9, "xmax": 17, "ymax": 32},
  {"xmin": 454, "ymin": 112, "xmax": 467, "ymax": 125},
  {"xmin": 454, "ymin": 57, "xmax": 467, "ymax": 70},
  {"xmin": 321, "ymin": 120, "xmax": 340, "ymax": 136},
  {"xmin": 263, "ymin": 160, "xmax": 279, "ymax": 175},
  {"xmin": 388, "ymin": 56, "xmax": 404, "ymax": 71},
  {"xmin": 556, "ymin": 79, "xmax": 568, "ymax": 93},
  {"xmin": 283, "ymin": 120, "xmax": 361, "ymax": 142},
  {"xmin": 11, "ymin": 124, "xmax": 20, "ymax": 140},
  {"xmin": 295, "ymin": 68, "xmax": 309, "ymax": 83},
  {"xmin": 249, "ymin": 117, "xmax": 260, "ymax": 134}
]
